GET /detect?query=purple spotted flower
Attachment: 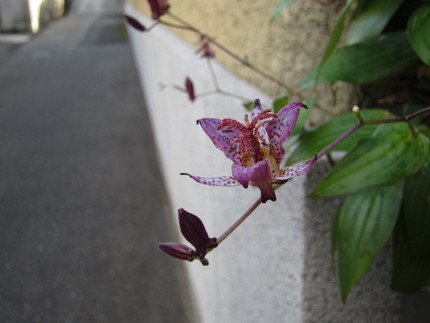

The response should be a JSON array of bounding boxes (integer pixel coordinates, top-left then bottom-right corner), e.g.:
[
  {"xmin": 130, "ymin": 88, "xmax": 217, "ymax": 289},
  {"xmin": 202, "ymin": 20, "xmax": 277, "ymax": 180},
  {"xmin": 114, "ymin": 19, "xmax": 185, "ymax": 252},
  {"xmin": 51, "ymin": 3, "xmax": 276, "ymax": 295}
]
[{"xmin": 182, "ymin": 99, "xmax": 316, "ymax": 203}]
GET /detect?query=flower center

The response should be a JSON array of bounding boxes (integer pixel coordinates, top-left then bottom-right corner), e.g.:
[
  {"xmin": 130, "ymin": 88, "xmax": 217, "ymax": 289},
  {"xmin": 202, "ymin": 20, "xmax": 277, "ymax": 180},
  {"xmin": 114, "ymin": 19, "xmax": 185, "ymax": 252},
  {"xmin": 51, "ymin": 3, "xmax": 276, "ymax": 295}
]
[{"xmin": 217, "ymin": 110, "xmax": 278, "ymax": 168}]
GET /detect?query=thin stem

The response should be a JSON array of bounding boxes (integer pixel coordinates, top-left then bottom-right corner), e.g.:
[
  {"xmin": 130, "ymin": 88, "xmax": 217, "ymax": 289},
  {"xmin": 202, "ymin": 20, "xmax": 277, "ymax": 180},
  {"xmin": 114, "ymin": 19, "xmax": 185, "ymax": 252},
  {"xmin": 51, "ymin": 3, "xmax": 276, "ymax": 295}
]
[
  {"xmin": 315, "ymin": 106, "xmax": 430, "ymax": 160},
  {"xmin": 207, "ymin": 59, "xmax": 220, "ymax": 90},
  {"xmin": 158, "ymin": 19, "xmax": 193, "ymax": 30},
  {"xmin": 216, "ymin": 106, "xmax": 430, "ymax": 246},
  {"xmin": 217, "ymin": 197, "xmax": 262, "ymax": 244},
  {"xmin": 166, "ymin": 12, "xmax": 295, "ymax": 94},
  {"xmin": 316, "ymin": 122, "xmax": 363, "ymax": 160}
]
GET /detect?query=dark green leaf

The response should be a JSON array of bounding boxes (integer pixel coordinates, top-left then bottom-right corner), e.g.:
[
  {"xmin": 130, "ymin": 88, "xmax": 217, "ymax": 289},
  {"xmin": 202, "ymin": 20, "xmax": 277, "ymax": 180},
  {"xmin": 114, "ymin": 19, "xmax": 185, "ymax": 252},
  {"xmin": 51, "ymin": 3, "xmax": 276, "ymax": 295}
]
[
  {"xmin": 270, "ymin": 0, "xmax": 294, "ymax": 23},
  {"xmin": 407, "ymin": 5, "xmax": 430, "ymax": 65},
  {"xmin": 402, "ymin": 159, "xmax": 430, "ymax": 259},
  {"xmin": 334, "ymin": 182, "xmax": 403, "ymax": 302},
  {"xmin": 287, "ymin": 109, "xmax": 392, "ymax": 165},
  {"xmin": 300, "ymin": 31, "xmax": 419, "ymax": 89},
  {"xmin": 391, "ymin": 212, "xmax": 430, "ymax": 293},
  {"xmin": 345, "ymin": 0, "xmax": 404, "ymax": 45},
  {"xmin": 311, "ymin": 123, "xmax": 429, "ymax": 197}
]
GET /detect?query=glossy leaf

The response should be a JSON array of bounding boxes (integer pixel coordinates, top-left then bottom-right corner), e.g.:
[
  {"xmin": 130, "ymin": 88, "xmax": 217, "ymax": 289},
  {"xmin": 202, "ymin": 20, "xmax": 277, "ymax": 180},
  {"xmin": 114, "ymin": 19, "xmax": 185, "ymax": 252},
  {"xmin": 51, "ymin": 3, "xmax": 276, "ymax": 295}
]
[
  {"xmin": 407, "ymin": 5, "xmax": 430, "ymax": 65},
  {"xmin": 300, "ymin": 32, "xmax": 419, "ymax": 89},
  {"xmin": 334, "ymin": 182, "xmax": 403, "ymax": 302},
  {"xmin": 391, "ymin": 212, "xmax": 430, "ymax": 293},
  {"xmin": 287, "ymin": 109, "xmax": 392, "ymax": 165},
  {"xmin": 311, "ymin": 123, "xmax": 429, "ymax": 197},
  {"xmin": 345, "ymin": 0, "xmax": 403, "ymax": 45}
]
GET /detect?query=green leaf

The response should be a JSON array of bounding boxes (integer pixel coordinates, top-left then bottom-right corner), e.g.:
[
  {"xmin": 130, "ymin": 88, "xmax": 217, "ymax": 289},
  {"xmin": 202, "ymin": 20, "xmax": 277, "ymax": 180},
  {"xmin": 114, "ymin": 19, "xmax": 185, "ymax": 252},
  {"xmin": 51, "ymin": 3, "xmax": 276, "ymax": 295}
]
[
  {"xmin": 334, "ymin": 182, "xmax": 403, "ymax": 302},
  {"xmin": 391, "ymin": 211, "xmax": 430, "ymax": 293},
  {"xmin": 407, "ymin": 5, "xmax": 430, "ymax": 65},
  {"xmin": 311, "ymin": 123, "xmax": 429, "ymax": 197},
  {"xmin": 320, "ymin": 0, "xmax": 355, "ymax": 64},
  {"xmin": 391, "ymin": 159, "xmax": 430, "ymax": 293},
  {"xmin": 287, "ymin": 109, "xmax": 392, "ymax": 165},
  {"xmin": 345, "ymin": 0, "xmax": 404, "ymax": 45},
  {"xmin": 402, "ymin": 159, "xmax": 430, "ymax": 259},
  {"xmin": 300, "ymin": 31, "xmax": 419, "ymax": 89},
  {"xmin": 272, "ymin": 96, "xmax": 289, "ymax": 114},
  {"xmin": 270, "ymin": 0, "xmax": 295, "ymax": 23}
]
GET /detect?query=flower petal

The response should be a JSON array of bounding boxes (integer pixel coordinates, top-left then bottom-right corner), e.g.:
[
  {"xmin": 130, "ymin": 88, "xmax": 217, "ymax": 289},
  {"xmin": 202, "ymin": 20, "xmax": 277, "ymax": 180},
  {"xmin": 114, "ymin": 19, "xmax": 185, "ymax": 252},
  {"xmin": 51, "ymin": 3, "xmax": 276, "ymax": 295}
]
[
  {"xmin": 265, "ymin": 102, "xmax": 307, "ymax": 162},
  {"xmin": 275, "ymin": 155, "xmax": 316, "ymax": 181},
  {"xmin": 181, "ymin": 173, "xmax": 241, "ymax": 186},
  {"xmin": 232, "ymin": 160, "xmax": 276, "ymax": 203},
  {"xmin": 197, "ymin": 118, "xmax": 243, "ymax": 164}
]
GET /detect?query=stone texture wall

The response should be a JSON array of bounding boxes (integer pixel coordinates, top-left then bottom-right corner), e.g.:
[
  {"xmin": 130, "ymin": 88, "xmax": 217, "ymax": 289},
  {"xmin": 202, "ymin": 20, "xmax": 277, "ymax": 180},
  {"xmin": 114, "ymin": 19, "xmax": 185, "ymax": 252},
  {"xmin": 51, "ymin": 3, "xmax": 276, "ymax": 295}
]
[{"xmin": 126, "ymin": 0, "xmax": 359, "ymax": 121}]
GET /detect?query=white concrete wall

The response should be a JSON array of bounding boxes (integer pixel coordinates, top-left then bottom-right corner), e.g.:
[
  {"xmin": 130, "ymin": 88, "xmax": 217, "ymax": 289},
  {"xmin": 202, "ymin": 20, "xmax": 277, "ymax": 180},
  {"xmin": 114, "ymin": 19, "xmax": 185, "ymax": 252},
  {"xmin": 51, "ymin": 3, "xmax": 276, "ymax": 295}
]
[{"xmin": 124, "ymin": 5, "xmax": 401, "ymax": 323}]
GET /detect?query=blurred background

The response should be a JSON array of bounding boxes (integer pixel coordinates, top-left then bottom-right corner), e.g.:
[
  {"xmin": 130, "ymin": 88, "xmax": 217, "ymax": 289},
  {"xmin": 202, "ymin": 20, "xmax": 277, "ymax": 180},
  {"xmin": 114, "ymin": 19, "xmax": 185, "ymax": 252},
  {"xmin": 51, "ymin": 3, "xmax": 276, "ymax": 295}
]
[{"xmin": 0, "ymin": 0, "xmax": 196, "ymax": 322}]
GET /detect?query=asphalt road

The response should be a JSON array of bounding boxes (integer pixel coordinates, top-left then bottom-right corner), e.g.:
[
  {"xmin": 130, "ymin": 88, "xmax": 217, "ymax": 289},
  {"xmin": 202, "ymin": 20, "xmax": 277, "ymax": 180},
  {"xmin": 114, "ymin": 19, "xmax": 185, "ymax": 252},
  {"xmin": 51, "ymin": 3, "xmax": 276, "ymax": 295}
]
[{"xmin": 0, "ymin": 1, "xmax": 196, "ymax": 322}]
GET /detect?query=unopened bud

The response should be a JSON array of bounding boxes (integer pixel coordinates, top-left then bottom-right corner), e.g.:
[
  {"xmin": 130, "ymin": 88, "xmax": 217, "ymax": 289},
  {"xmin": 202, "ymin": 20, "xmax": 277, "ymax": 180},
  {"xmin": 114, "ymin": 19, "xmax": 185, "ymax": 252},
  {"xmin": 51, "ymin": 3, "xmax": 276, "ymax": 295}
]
[
  {"xmin": 185, "ymin": 77, "xmax": 196, "ymax": 102},
  {"xmin": 178, "ymin": 208, "xmax": 218, "ymax": 259},
  {"xmin": 124, "ymin": 15, "xmax": 146, "ymax": 32},
  {"xmin": 159, "ymin": 243, "xmax": 195, "ymax": 261}
]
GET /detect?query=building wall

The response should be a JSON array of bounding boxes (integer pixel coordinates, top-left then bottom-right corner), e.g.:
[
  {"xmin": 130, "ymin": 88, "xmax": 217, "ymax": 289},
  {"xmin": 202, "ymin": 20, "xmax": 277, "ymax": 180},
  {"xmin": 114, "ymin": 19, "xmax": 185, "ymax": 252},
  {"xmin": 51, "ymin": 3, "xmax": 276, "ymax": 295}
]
[{"xmin": 126, "ymin": 0, "xmax": 360, "ymax": 121}]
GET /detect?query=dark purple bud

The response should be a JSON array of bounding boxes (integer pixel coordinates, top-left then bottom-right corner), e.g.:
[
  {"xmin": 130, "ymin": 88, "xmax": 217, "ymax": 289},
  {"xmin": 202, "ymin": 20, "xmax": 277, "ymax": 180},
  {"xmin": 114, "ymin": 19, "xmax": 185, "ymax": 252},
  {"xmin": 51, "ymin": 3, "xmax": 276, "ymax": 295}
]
[
  {"xmin": 185, "ymin": 77, "xmax": 196, "ymax": 102},
  {"xmin": 124, "ymin": 15, "xmax": 146, "ymax": 32},
  {"xmin": 147, "ymin": 0, "xmax": 170, "ymax": 20},
  {"xmin": 201, "ymin": 41, "xmax": 215, "ymax": 59},
  {"xmin": 159, "ymin": 243, "xmax": 195, "ymax": 261},
  {"xmin": 178, "ymin": 208, "xmax": 218, "ymax": 259}
]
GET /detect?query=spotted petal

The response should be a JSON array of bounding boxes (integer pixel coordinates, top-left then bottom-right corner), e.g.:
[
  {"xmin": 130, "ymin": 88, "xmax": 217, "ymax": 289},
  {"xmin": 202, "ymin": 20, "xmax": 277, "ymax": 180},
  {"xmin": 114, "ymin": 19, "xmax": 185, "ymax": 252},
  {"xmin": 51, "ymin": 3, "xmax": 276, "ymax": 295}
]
[
  {"xmin": 197, "ymin": 118, "xmax": 243, "ymax": 164},
  {"xmin": 265, "ymin": 102, "xmax": 306, "ymax": 162},
  {"xmin": 181, "ymin": 173, "xmax": 241, "ymax": 187},
  {"xmin": 232, "ymin": 160, "xmax": 276, "ymax": 203},
  {"xmin": 274, "ymin": 156, "xmax": 316, "ymax": 181}
]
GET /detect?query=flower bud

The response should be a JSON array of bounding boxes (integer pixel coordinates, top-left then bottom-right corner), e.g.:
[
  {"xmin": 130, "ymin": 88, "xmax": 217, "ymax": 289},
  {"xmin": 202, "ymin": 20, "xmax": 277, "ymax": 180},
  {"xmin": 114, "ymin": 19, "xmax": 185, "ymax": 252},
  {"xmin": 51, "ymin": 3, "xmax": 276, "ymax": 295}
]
[
  {"xmin": 178, "ymin": 208, "xmax": 218, "ymax": 259},
  {"xmin": 185, "ymin": 77, "xmax": 196, "ymax": 102},
  {"xmin": 124, "ymin": 15, "xmax": 146, "ymax": 32},
  {"xmin": 159, "ymin": 243, "xmax": 195, "ymax": 261}
]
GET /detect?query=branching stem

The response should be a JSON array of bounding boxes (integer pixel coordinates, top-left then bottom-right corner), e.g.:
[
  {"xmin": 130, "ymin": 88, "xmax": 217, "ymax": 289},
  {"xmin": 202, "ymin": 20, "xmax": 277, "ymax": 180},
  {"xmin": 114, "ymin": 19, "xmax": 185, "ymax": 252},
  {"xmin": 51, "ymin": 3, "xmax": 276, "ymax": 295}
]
[{"xmin": 217, "ymin": 106, "xmax": 430, "ymax": 245}]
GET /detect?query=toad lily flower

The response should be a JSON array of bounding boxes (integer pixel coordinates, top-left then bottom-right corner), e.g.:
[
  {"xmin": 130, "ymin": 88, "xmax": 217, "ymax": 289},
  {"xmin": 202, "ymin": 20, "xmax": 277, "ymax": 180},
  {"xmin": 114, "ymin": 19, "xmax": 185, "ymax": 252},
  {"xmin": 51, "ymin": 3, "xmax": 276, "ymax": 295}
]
[{"xmin": 181, "ymin": 99, "xmax": 316, "ymax": 203}]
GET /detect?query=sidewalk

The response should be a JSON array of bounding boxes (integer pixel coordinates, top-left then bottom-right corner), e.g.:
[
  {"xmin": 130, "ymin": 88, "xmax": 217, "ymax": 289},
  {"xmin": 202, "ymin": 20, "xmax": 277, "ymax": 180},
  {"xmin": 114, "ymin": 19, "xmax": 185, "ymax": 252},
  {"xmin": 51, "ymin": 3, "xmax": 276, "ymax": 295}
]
[{"xmin": 0, "ymin": 1, "xmax": 196, "ymax": 322}]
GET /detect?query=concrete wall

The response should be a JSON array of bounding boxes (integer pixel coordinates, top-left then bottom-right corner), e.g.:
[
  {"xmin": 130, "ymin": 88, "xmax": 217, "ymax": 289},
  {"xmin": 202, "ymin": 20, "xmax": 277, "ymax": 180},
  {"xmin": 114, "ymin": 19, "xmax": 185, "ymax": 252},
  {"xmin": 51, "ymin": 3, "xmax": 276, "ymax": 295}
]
[
  {"xmin": 126, "ymin": 0, "xmax": 360, "ymax": 123},
  {"xmin": 124, "ymin": 5, "xmax": 402, "ymax": 323}
]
